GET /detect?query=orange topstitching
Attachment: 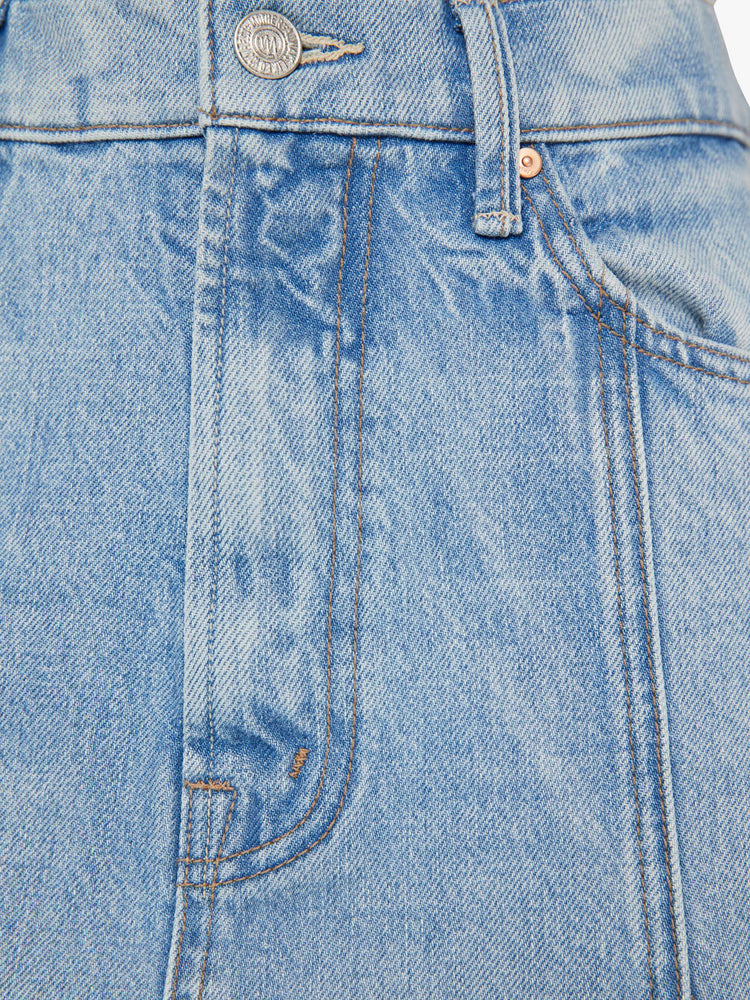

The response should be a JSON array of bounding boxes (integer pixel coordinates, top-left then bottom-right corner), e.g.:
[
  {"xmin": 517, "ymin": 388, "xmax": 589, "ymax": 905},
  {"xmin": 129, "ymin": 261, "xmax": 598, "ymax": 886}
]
[
  {"xmin": 177, "ymin": 140, "xmax": 381, "ymax": 889},
  {"xmin": 595, "ymin": 281, "xmax": 656, "ymax": 1000},
  {"xmin": 181, "ymin": 136, "xmax": 359, "ymax": 870},
  {"xmin": 537, "ymin": 167, "xmax": 750, "ymax": 364}
]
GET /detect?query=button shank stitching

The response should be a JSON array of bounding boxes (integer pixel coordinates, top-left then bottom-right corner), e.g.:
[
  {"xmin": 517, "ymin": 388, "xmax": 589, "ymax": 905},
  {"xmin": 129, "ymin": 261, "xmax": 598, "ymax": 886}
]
[{"xmin": 298, "ymin": 32, "xmax": 365, "ymax": 65}]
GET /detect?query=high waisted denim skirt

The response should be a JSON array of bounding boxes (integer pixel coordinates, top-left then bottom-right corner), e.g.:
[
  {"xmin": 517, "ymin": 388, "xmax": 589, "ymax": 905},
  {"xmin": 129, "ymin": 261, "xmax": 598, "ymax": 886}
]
[{"xmin": 1, "ymin": 1, "xmax": 749, "ymax": 997}]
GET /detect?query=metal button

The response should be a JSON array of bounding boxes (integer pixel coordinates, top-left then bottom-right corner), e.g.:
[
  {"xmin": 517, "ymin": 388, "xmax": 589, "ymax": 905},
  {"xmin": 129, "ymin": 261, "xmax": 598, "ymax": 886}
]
[
  {"xmin": 234, "ymin": 10, "xmax": 302, "ymax": 79},
  {"xmin": 518, "ymin": 147, "xmax": 543, "ymax": 179}
]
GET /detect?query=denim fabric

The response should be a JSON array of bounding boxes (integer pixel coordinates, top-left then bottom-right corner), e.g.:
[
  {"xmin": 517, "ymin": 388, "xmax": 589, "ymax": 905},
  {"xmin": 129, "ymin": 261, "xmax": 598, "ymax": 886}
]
[
  {"xmin": 451, "ymin": 0, "xmax": 523, "ymax": 237},
  {"xmin": 1, "ymin": 2, "xmax": 749, "ymax": 999},
  {"xmin": 0, "ymin": 0, "xmax": 748, "ymax": 145}
]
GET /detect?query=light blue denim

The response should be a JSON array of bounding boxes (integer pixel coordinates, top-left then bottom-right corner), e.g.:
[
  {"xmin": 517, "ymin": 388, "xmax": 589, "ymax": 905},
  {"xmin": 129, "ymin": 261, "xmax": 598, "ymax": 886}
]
[{"xmin": 1, "ymin": 1, "xmax": 749, "ymax": 998}]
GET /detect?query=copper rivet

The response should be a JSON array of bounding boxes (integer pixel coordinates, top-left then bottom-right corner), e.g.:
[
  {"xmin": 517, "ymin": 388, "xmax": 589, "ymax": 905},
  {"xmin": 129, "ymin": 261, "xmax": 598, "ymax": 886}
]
[{"xmin": 519, "ymin": 147, "xmax": 542, "ymax": 179}]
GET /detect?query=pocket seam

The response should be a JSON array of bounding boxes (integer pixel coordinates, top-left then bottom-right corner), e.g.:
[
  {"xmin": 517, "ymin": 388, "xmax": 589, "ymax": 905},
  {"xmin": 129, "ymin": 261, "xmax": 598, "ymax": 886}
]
[
  {"xmin": 535, "ymin": 165, "xmax": 750, "ymax": 366},
  {"xmin": 522, "ymin": 179, "xmax": 750, "ymax": 386}
]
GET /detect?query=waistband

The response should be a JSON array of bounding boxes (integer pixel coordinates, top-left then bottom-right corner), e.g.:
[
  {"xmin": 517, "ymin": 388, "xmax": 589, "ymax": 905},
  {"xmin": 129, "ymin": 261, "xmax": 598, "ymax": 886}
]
[{"xmin": 0, "ymin": 0, "xmax": 748, "ymax": 147}]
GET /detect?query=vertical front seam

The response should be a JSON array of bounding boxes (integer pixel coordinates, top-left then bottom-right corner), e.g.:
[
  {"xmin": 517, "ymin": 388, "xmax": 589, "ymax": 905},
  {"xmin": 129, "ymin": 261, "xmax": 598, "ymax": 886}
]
[
  {"xmin": 205, "ymin": 127, "xmax": 239, "ymax": 782},
  {"xmin": 521, "ymin": 174, "xmax": 690, "ymax": 995},
  {"xmin": 186, "ymin": 137, "xmax": 358, "ymax": 868},
  {"xmin": 175, "ymin": 139, "xmax": 382, "ymax": 889},
  {"xmin": 596, "ymin": 281, "xmax": 656, "ymax": 1000},
  {"xmin": 170, "ymin": 785, "xmax": 195, "ymax": 1000},
  {"xmin": 196, "ymin": 786, "xmax": 237, "ymax": 1000},
  {"xmin": 620, "ymin": 320, "xmax": 684, "ymax": 997}
]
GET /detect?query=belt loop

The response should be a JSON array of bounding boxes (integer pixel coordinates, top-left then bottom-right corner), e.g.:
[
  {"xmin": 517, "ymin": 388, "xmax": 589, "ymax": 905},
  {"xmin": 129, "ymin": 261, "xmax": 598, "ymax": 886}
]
[{"xmin": 448, "ymin": 0, "xmax": 522, "ymax": 238}]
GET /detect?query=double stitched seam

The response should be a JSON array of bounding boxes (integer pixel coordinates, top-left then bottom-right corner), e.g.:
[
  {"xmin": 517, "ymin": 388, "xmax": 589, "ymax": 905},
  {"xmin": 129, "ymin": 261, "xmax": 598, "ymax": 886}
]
[
  {"xmin": 206, "ymin": 0, "xmax": 218, "ymax": 118},
  {"xmin": 0, "ymin": 121, "xmax": 200, "ymax": 133},
  {"xmin": 538, "ymin": 168, "xmax": 750, "ymax": 364},
  {"xmin": 526, "ymin": 117, "xmax": 750, "ymax": 140},
  {"xmin": 620, "ymin": 316, "xmax": 683, "ymax": 996},
  {"xmin": 181, "ymin": 139, "xmax": 357, "ymax": 868},
  {"xmin": 596, "ymin": 282, "xmax": 656, "ymax": 1000},
  {"xmin": 202, "ymin": 786, "xmax": 213, "ymax": 892},
  {"xmin": 206, "ymin": 128, "xmax": 239, "ymax": 781},
  {"xmin": 178, "ymin": 140, "xmax": 382, "ymax": 888},
  {"xmin": 199, "ymin": 110, "xmax": 473, "ymax": 133},
  {"xmin": 0, "ymin": 117, "xmax": 746, "ymax": 143},
  {"xmin": 524, "ymin": 179, "xmax": 684, "ymax": 992},
  {"xmin": 621, "ymin": 343, "xmax": 750, "ymax": 384},
  {"xmin": 484, "ymin": 2, "xmax": 507, "ymax": 225},
  {"xmin": 521, "ymin": 185, "xmax": 750, "ymax": 385},
  {"xmin": 196, "ymin": 785, "xmax": 237, "ymax": 1000},
  {"xmin": 170, "ymin": 786, "xmax": 195, "ymax": 1000}
]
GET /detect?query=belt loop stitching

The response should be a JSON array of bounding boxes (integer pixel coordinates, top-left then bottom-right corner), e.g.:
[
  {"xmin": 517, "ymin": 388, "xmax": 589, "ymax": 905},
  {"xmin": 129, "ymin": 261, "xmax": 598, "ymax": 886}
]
[{"xmin": 448, "ymin": 0, "xmax": 523, "ymax": 238}]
